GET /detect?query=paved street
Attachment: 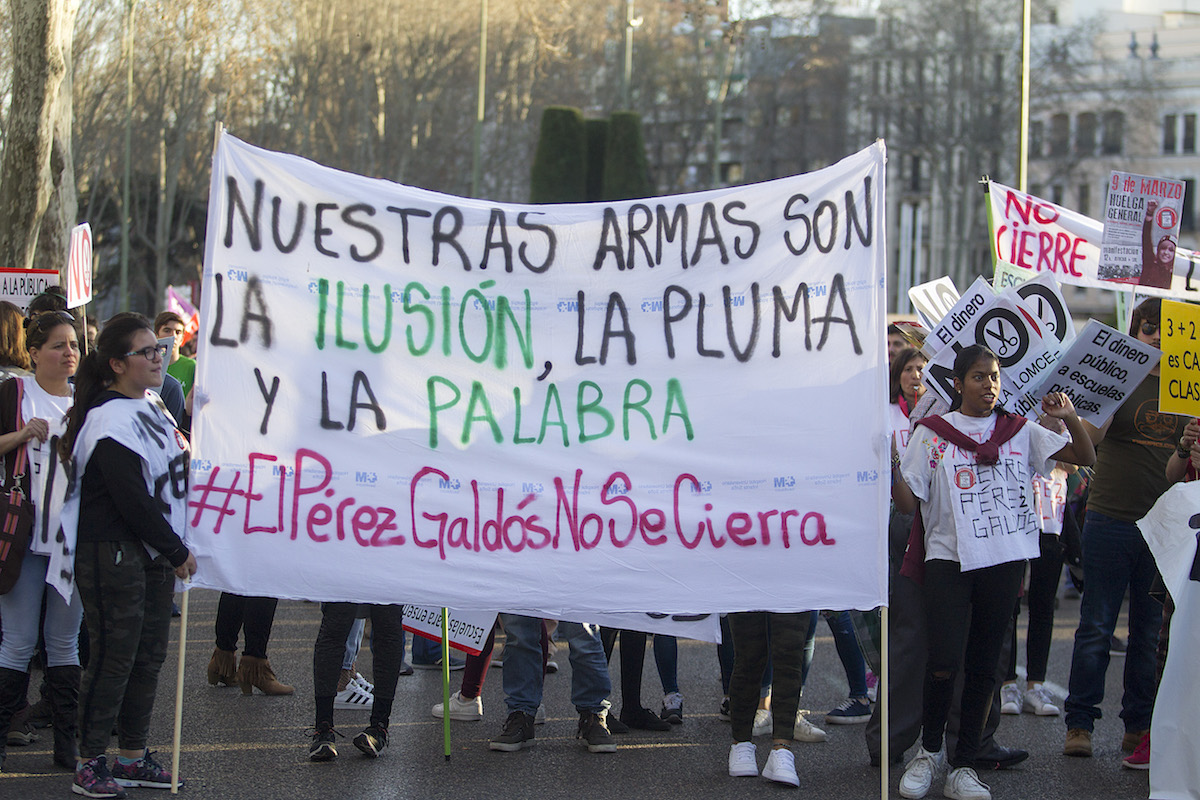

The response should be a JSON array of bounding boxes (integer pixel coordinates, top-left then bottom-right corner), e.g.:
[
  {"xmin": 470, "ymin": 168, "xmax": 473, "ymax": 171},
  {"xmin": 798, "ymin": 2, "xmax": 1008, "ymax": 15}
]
[{"xmin": 1, "ymin": 590, "xmax": 1150, "ymax": 799}]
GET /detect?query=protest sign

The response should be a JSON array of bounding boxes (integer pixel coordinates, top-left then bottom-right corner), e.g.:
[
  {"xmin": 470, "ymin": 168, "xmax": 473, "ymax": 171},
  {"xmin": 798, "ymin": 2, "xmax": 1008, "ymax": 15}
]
[
  {"xmin": 1138, "ymin": 483, "xmax": 1200, "ymax": 799},
  {"xmin": 907, "ymin": 276, "xmax": 960, "ymax": 328},
  {"xmin": 992, "ymin": 260, "xmax": 1032, "ymax": 291},
  {"xmin": 1033, "ymin": 319, "xmax": 1160, "ymax": 424},
  {"xmin": 167, "ymin": 286, "xmax": 200, "ymax": 344},
  {"xmin": 0, "ymin": 268, "xmax": 60, "ymax": 312},
  {"xmin": 1159, "ymin": 299, "xmax": 1200, "ymax": 417},
  {"xmin": 923, "ymin": 277, "xmax": 994, "ymax": 357},
  {"xmin": 987, "ymin": 181, "xmax": 1200, "ymax": 300},
  {"xmin": 66, "ymin": 223, "xmax": 93, "ymax": 308},
  {"xmin": 1099, "ymin": 171, "xmax": 1184, "ymax": 289},
  {"xmin": 1006, "ymin": 271, "xmax": 1075, "ymax": 352},
  {"xmin": 188, "ymin": 134, "xmax": 889, "ymax": 616},
  {"xmin": 402, "ymin": 606, "xmax": 497, "ymax": 655}
]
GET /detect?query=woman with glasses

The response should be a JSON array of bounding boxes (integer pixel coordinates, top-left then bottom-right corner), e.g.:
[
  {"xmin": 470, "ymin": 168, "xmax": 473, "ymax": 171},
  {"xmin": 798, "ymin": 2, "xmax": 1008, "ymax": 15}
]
[
  {"xmin": 0, "ymin": 311, "xmax": 81, "ymax": 773},
  {"xmin": 1063, "ymin": 298, "xmax": 1186, "ymax": 761},
  {"xmin": 57, "ymin": 313, "xmax": 195, "ymax": 798}
]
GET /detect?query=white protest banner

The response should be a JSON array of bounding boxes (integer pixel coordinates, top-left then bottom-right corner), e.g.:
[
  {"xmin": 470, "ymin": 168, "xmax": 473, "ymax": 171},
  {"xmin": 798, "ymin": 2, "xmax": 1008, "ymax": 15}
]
[
  {"xmin": 402, "ymin": 606, "xmax": 497, "ymax": 656},
  {"xmin": 0, "ymin": 268, "xmax": 60, "ymax": 313},
  {"xmin": 1099, "ymin": 171, "xmax": 1184, "ymax": 289},
  {"xmin": 188, "ymin": 135, "xmax": 889, "ymax": 616},
  {"xmin": 907, "ymin": 276, "xmax": 960, "ymax": 329},
  {"xmin": 66, "ymin": 223, "xmax": 93, "ymax": 308},
  {"xmin": 1138, "ymin": 483, "xmax": 1200, "ymax": 799},
  {"xmin": 987, "ymin": 180, "xmax": 1200, "ymax": 300},
  {"xmin": 1159, "ymin": 299, "xmax": 1200, "ymax": 417},
  {"xmin": 1032, "ymin": 319, "xmax": 1160, "ymax": 424}
]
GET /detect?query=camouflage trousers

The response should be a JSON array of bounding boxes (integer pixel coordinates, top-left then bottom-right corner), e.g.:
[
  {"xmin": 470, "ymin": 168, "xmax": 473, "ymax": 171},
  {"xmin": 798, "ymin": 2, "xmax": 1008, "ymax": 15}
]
[{"xmin": 76, "ymin": 540, "xmax": 176, "ymax": 758}]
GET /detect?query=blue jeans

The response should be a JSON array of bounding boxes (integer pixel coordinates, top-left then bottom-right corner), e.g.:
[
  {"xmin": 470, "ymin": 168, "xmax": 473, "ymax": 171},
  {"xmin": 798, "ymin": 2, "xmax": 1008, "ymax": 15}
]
[
  {"xmin": 0, "ymin": 553, "xmax": 83, "ymax": 670},
  {"xmin": 824, "ymin": 610, "xmax": 869, "ymax": 699},
  {"xmin": 1065, "ymin": 511, "xmax": 1162, "ymax": 733},
  {"xmin": 500, "ymin": 614, "xmax": 609, "ymax": 716},
  {"xmin": 343, "ymin": 618, "xmax": 366, "ymax": 669}
]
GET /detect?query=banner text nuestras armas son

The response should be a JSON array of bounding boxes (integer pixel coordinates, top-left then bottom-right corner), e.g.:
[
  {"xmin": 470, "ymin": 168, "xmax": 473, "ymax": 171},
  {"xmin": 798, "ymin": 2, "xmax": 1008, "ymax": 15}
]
[{"xmin": 189, "ymin": 135, "xmax": 889, "ymax": 616}]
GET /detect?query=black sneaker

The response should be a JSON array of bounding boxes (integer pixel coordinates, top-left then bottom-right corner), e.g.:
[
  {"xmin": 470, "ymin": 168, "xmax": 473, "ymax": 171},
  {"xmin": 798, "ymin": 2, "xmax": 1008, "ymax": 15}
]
[
  {"xmin": 719, "ymin": 697, "xmax": 731, "ymax": 721},
  {"xmin": 661, "ymin": 692, "xmax": 684, "ymax": 725},
  {"xmin": 308, "ymin": 722, "xmax": 340, "ymax": 761},
  {"xmin": 620, "ymin": 706, "xmax": 671, "ymax": 731},
  {"xmin": 353, "ymin": 724, "xmax": 388, "ymax": 758},
  {"xmin": 577, "ymin": 711, "xmax": 617, "ymax": 753},
  {"xmin": 489, "ymin": 710, "xmax": 536, "ymax": 751}
]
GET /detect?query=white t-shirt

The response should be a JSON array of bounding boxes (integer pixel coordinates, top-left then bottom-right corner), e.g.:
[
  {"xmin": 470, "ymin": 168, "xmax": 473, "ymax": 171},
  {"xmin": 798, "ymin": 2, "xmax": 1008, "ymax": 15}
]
[
  {"xmin": 900, "ymin": 411, "xmax": 1068, "ymax": 571},
  {"xmin": 1032, "ymin": 468, "xmax": 1069, "ymax": 535},
  {"xmin": 21, "ymin": 376, "xmax": 73, "ymax": 556},
  {"xmin": 889, "ymin": 402, "xmax": 913, "ymax": 460}
]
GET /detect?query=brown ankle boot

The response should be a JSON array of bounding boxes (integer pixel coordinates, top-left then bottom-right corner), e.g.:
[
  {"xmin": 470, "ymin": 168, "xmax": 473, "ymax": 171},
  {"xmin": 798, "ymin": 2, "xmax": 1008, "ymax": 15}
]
[
  {"xmin": 207, "ymin": 649, "xmax": 238, "ymax": 687},
  {"xmin": 236, "ymin": 656, "xmax": 294, "ymax": 696}
]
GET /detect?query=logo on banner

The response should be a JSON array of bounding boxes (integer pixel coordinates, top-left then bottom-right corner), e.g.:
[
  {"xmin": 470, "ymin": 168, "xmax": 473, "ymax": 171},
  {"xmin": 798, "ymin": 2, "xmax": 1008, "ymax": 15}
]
[
  {"xmin": 954, "ymin": 467, "xmax": 977, "ymax": 490},
  {"xmin": 977, "ymin": 308, "xmax": 1030, "ymax": 365},
  {"xmin": 1157, "ymin": 206, "xmax": 1179, "ymax": 230}
]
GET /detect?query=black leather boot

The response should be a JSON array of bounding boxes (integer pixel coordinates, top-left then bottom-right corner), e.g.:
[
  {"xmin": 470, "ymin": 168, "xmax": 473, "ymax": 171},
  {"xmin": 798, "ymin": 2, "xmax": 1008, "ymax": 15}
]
[
  {"xmin": 0, "ymin": 667, "xmax": 31, "ymax": 772},
  {"xmin": 45, "ymin": 665, "xmax": 81, "ymax": 769}
]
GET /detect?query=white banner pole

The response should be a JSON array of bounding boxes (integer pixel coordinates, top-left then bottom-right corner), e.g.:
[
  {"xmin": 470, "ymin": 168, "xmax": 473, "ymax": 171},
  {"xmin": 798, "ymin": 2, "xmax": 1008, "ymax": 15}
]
[{"xmin": 170, "ymin": 587, "xmax": 189, "ymax": 794}]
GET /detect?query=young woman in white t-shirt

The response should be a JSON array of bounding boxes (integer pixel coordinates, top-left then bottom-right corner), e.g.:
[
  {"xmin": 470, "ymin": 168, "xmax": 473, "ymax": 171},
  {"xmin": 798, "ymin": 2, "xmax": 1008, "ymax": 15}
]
[{"xmin": 889, "ymin": 344, "xmax": 1095, "ymax": 800}]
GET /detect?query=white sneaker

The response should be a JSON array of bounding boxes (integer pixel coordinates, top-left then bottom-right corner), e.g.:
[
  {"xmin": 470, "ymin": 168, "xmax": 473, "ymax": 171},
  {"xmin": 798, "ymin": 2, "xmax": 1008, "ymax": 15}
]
[
  {"xmin": 728, "ymin": 741, "xmax": 759, "ymax": 777},
  {"xmin": 762, "ymin": 747, "xmax": 799, "ymax": 786},
  {"xmin": 943, "ymin": 766, "xmax": 991, "ymax": 800},
  {"xmin": 793, "ymin": 710, "xmax": 827, "ymax": 742},
  {"xmin": 999, "ymin": 683, "xmax": 1021, "ymax": 715},
  {"xmin": 752, "ymin": 708, "xmax": 773, "ymax": 737},
  {"xmin": 333, "ymin": 681, "xmax": 374, "ymax": 711},
  {"xmin": 1022, "ymin": 684, "xmax": 1060, "ymax": 716},
  {"xmin": 431, "ymin": 690, "xmax": 483, "ymax": 721},
  {"xmin": 899, "ymin": 746, "xmax": 945, "ymax": 799},
  {"xmin": 350, "ymin": 672, "xmax": 374, "ymax": 693}
]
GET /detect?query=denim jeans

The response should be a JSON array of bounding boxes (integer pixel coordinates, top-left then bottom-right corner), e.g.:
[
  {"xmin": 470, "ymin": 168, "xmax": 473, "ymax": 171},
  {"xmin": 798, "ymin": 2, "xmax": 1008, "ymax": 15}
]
[
  {"xmin": 0, "ymin": 553, "xmax": 82, "ymax": 670},
  {"xmin": 1065, "ymin": 511, "xmax": 1162, "ymax": 733},
  {"xmin": 824, "ymin": 610, "xmax": 869, "ymax": 699},
  {"xmin": 344, "ymin": 618, "xmax": 366, "ymax": 669},
  {"xmin": 499, "ymin": 614, "xmax": 609, "ymax": 716}
]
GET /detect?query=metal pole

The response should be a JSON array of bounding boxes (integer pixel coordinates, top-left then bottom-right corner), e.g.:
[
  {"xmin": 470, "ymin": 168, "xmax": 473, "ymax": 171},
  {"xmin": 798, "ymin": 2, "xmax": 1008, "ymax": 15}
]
[
  {"xmin": 623, "ymin": 0, "xmax": 634, "ymax": 109},
  {"xmin": 1018, "ymin": 0, "xmax": 1031, "ymax": 192},
  {"xmin": 470, "ymin": 0, "xmax": 488, "ymax": 198},
  {"xmin": 120, "ymin": 0, "xmax": 136, "ymax": 311}
]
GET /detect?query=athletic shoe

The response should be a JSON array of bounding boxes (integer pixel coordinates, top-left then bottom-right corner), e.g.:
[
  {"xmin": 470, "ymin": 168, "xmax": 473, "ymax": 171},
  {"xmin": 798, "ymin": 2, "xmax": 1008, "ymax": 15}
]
[
  {"xmin": 6, "ymin": 717, "xmax": 38, "ymax": 746},
  {"xmin": 1022, "ymin": 684, "xmax": 1060, "ymax": 716},
  {"xmin": 433, "ymin": 690, "xmax": 484, "ymax": 721},
  {"xmin": 661, "ymin": 691, "xmax": 684, "ymax": 724},
  {"xmin": 825, "ymin": 697, "xmax": 872, "ymax": 725},
  {"xmin": 752, "ymin": 708, "xmax": 773, "ymax": 737},
  {"xmin": 334, "ymin": 681, "xmax": 374, "ymax": 711},
  {"xmin": 762, "ymin": 746, "xmax": 800, "ymax": 786},
  {"xmin": 308, "ymin": 722, "xmax": 340, "ymax": 761},
  {"xmin": 535, "ymin": 704, "xmax": 546, "ymax": 724},
  {"xmin": 793, "ymin": 710, "xmax": 827, "ymax": 743},
  {"xmin": 972, "ymin": 745, "xmax": 1028, "ymax": 771},
  {"xmin": 866, "ymin": 669, "xmax": 878, "ymax": 702},
  {"xmin": 72, "ymin": 755, "xmax": 128, "ymax": 799},
  {"xmin": 899, "ymin": 746, "xmax": 945, "ymax": 799},
  {"xmin": 1063, "ymin": 728, "xmax": 1092, "ymax": 757},
  {"xmin": 718, "ymin": 696, "xmax": 731, "ymax": 721},
  {"xmin": 605, "ymin": 709, "xmax": 629, "ymax": 734},
  {"xmin": 489, "ymin": 710, "xmax": 535, "ymax": 751},
  {"xmin": 1122, "ymin": 729, "xmax": 1149, "ymax": 752},
  {"xmin": 413, "ymin": 656, "xmax": 465, "ymax": 671},
  {"xmin": 728, "ymin": 741, "xmax": 759, "ymax": 777},
  {"xmin": 576, "ymin": 711, "xmax": 616, "ymax": 753},
  {"xmin": 350, "ymin": 672, "xmax": 374, "ymax": 693},
  {"xmin": 353, "ymin": 724, "xmax": 388, "ymax": 757},
  {"xmin": 399, "ymin": 660, "xmax": 414, "ymax": 676},
  {"xmin": 111, "ymin": 749, "xmax": 181, "ymax": 789},
  {"xmin": 1122, "ymin": 732, "xmax": 1150, "ymax": 770},
  {"xmin": 999, "ymin": 683, "xmax": 1021, "ymax": 715},
  {"xmin": 620, "ymin": 705, "xmax": 671, "ymax": 731},
  {"xmin": 943, "ymin": 766, "xmax": 991, "ymax": 800},
  {"xmin": 545, "ymin": 660, "xmax": 559, "ymax": 674}
]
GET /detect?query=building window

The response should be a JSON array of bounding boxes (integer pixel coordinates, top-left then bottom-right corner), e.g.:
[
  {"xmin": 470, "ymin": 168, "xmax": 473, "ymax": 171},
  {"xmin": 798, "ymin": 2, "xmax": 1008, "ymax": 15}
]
[
  {"xmin": 1184, "ymin": 114, "xmax": 1197, "ymax": 154},
  {"xmin": 1164, "ymin": 114, "xmax": 1178, "ymax": 153},
  {"xmin": 1049, "ymin": 114, "xmax": 1069, "ymax": 156},
  {"xmin": 1076, "ymin": 113, "xmax": 1097, "ymax": 156},
  {"xmin": 1183, "ymin": 178, "xmax": 1196, "ymax": 232},
  {"xmin": 1051, "ymin": 185, "xmax": 1064, "ymax": 205},
  {"xmin": 1078, "ymin": 184, "xmax": 1090, "ymax": 217},
  {"xmin": 1030, "ymin": 120, "xmax": 1044, "ymax": 159},
  {"xmin": 910, "ymin": 155, "xmax": 921, "ymax": 193},
  {"xmin": 1102, "ymin": 111, "xmax": 1124, "ymax": 155}
]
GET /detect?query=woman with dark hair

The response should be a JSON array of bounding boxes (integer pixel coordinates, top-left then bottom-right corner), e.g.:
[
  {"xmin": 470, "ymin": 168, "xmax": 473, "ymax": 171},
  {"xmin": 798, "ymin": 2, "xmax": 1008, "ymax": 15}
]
[
  {"xmin": 0, "ymin": 311, "xmax": 80, "ymax": 772},
  {"xmin": 891, "ymin": 345, "xmax": 1095, "ymax": 800},
  {"xmin": 889, "ymin": 347, "xmax": 927, "ymax": 458},
  {"xmin": 0, "ymin": 301, "xmax": 32, "ymax": 382},
  {"xmin": 57, "ymin": 313, "xmax": 195, "ymax": 798}
]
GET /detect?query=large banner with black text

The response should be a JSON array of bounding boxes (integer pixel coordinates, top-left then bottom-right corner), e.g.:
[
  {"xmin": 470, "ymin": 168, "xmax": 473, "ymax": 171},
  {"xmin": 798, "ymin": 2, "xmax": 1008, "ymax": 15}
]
[{"xmin": 187, "ymin": 134, "xmax": 889, "ymax": 616}]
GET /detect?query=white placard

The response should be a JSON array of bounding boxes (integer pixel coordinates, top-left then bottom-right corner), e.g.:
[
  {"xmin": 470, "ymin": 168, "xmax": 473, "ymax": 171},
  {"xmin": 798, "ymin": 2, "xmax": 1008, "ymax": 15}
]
[
  {"xmin": 1099, "ymin": 171, "xmax": 1184, "ymax": 289},
  {"xmin": 908, "ymin": 276, "xmax": 961, "ymax": 329},
  {"xmin": 402, "ymin": 606, "xmax": 497, "ymax": 656},
  {"xmin": 66, "ymin": 223, "xmax": 93, "ymax": 308}
]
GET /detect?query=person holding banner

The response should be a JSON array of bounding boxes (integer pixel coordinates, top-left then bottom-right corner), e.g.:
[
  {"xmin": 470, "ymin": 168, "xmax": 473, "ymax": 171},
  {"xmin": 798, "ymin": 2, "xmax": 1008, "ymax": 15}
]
[
  {"xmin": 891, "ymin": 344, "xmax": 1095, "ymax": 800},
  {"xmin": 1063, "ymin": 298, "xmax": 1186, "ymax": 761},
  {"xmin": 0, "ymin": 311, "xmax": 80, "ymax": 773},
  {"xmin": 58, "ymin": 313, "xmax": 196, "ymax": 798}
]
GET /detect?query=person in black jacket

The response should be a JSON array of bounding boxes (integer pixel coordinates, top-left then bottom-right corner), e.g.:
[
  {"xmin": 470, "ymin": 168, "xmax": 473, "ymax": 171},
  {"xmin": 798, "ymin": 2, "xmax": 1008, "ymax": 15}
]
[{"xmin": 58, "ymin": 313, "xmax": 196, "ymax": 799}]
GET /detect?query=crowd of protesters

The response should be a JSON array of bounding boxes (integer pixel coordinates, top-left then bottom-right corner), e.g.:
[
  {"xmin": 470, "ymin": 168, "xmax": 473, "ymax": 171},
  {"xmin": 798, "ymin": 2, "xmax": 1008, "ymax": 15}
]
[{"xmin": 0, "ymin": 292, "xmax": 1186, "ymax": 800}]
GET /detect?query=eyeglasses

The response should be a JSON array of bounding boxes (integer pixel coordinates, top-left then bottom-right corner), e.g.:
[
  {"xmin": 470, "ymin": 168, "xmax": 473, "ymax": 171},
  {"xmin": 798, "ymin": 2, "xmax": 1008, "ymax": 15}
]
[
  {"xmin": 123, "ymin": 344, "xmax": 170, "ymax": 362},
  {"xmin": 1140, "ymin": 322, "xmax": 1159, "ymax": 336}
]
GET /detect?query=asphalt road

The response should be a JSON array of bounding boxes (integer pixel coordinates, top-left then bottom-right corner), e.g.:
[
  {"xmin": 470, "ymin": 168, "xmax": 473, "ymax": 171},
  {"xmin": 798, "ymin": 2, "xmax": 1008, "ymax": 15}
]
[{"xmin": 1, "ymin": 590, "xmax": 1151, "ymax": 800}]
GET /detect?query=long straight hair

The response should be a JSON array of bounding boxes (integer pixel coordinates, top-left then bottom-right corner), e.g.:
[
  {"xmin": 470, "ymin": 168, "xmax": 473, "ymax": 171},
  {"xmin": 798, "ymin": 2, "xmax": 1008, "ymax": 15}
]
[{"xmin": 59, "ymin": 314, "xmax": 153, "ymax": 462}]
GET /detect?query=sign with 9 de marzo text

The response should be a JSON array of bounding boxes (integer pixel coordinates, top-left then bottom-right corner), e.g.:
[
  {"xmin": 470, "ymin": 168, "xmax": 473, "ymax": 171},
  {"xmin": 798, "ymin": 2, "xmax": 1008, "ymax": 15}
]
[{"xmin": 188, "ymin": 135, "xmax": 889, "ymax": 617}]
